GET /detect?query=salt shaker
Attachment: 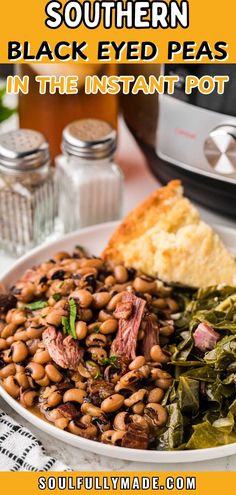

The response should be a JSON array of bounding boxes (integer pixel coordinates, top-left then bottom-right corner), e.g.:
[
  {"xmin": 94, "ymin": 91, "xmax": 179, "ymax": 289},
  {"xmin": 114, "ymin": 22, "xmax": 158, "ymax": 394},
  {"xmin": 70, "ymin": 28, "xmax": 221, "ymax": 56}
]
[
  {"xmin": 55, "ymin": 119, "xmax": 123, "ymax": 233},
  {"xmin": 0, "ymin": 129, "xmax": 57, "ymax": 256}
]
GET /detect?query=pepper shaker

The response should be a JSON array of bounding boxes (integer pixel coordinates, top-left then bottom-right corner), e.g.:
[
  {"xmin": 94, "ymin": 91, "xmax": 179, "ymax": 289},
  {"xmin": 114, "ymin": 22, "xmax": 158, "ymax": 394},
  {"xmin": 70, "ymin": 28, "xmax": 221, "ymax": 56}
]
[
  {"xmin": 55, "ymin": 119, "xmax": 123, "ymax": 233},
  {"xmin": 0, "ymin": 129, "xmax": 57, "ymax": 256}
]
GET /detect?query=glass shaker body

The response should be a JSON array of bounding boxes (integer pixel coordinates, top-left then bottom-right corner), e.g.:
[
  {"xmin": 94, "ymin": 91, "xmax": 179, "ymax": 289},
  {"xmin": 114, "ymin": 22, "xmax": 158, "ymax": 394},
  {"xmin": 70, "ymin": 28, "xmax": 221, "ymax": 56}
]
[
  {"xmin": 56, "ymin": 155, "xmax": 123, "ymax": 233},
  {"xmin": 0, "ymin": 130, "xmax": 57, "ymax": 257}
]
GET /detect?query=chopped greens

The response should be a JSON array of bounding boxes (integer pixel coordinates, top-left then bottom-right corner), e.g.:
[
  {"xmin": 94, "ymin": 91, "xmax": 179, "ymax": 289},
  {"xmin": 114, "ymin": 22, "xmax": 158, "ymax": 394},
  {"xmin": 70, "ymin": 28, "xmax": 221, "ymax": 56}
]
[
  {"xmin": 94, "ymin": 371, "xmax": 102, "ymax": 379},
  {"xmin": 157, "ymin": 403, "xmax": 184, "ymax": 450},
  {"xmin": 94, "ymin": 325, "xmax": 101, "ymax": 334},
  {"xmin": 185, "ymin": 421, "xmax": 236, "ymax": 449},
  {"xmin": 61, "ymin": 298, "xmax": 77, "ymax": 339},
  {"xmin": 69, "ymin": 298, "xmax": 77, "ymax": 339},
  {"xmin": 52, "ymin": 293, "xmax": 62, "ymax": 302},
  {"xmin": 25, "ymin": 300, "xmax": 48, "ymax": 310},
  {"xmin": 159, "ymin": 285, "xmax": 236, "ymax": 450},
  {"xmin": 61, "ymin": 316, "xmax": 71, "ymax": 336},
  {"xmin": 177, "ymin": 377, "xmax": 199, "ymax": 416},
  {"xmin": 100, "ymin": 355, "xmax": 118, "ymax": 366}
]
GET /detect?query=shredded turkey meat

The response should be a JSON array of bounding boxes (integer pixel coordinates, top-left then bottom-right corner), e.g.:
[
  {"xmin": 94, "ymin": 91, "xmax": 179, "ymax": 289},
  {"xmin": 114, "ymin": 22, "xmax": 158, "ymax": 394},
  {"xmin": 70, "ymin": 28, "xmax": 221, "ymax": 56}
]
[
  {"xmin": 43, "ymin": 326, "xmax": 83, "ymax": 370},
  {"xmin": 140, "ymin": 316, "xmax": 159, "ymax": 360},
  {"xmin": 111, "ymin": 292, "xmax": 146, "ymax": 360},
  {"xmin": 193, "ymin": 322, "xmax": 220, "ymax": 353},
  {"xmin": 121, "ymin": 423, "xmax": 149, "ymax": 449}
]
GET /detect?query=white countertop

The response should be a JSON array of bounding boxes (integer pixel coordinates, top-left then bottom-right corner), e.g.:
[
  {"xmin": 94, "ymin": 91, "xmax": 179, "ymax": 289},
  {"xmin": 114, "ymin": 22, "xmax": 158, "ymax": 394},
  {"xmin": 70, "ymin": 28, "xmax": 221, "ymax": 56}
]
[{"xmin": 0, "ymin": 119, "xmax": 236, "ymax": 471}]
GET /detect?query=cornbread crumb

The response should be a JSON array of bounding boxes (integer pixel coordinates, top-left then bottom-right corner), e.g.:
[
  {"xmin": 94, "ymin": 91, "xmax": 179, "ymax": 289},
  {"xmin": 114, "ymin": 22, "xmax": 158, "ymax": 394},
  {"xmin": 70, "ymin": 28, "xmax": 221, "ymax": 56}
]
[{"xmin": 103, "ymin": 181, "xmax": 236, "ymax": 288}]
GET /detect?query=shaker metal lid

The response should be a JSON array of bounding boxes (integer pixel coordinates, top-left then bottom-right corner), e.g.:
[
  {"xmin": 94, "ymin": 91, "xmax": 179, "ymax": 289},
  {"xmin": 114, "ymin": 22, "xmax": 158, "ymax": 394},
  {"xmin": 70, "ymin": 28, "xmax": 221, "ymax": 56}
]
[
  {"xmin": 0, "ymin": 129, "xmax": 50, "ymax": 170},
  {"xmin": 62, "ymin": 119, "xmax": 117, "ymax": 159}
]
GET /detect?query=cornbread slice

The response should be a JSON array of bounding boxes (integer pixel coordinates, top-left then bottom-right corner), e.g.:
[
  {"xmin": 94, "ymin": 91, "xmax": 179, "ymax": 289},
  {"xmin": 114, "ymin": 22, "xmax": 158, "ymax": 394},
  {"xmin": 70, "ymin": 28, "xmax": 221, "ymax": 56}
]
[{"xmin": 103, "ymin": 180, "xmax": 236, "ymax": 288}]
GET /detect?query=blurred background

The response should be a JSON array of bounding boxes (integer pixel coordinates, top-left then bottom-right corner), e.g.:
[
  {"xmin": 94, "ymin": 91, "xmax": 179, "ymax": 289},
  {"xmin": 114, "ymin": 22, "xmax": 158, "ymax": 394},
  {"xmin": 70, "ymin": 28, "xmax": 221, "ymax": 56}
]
[{"xmin": 0, "ymin": 64, "xmax": 118, "ymax": 157}]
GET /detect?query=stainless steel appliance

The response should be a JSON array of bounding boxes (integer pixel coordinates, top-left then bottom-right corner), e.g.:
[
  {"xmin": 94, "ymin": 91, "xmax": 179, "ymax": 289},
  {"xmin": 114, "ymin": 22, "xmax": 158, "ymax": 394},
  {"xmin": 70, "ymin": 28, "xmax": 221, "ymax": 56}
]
[{"xmin": 122, "ymin": 64, "xmax": 236, "ymax": 217}]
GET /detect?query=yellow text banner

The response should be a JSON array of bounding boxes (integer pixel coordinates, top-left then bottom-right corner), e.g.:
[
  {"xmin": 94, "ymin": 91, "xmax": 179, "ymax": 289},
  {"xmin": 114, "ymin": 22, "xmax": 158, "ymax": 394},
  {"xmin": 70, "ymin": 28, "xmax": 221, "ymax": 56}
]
[
  {"xmin": 0, "ymin": 472, "xmax": 236, "ymax": 495},
  {"xmin": 0, "ymin": 1, "xmax": 235, "ymax": 63}
]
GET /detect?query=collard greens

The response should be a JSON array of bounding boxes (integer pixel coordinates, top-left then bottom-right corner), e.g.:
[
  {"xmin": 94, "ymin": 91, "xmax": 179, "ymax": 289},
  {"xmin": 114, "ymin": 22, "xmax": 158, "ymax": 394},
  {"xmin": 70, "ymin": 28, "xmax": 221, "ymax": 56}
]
[{"xmin": 159, "ymin": 285, "xmax": 236, "ymax": 450}]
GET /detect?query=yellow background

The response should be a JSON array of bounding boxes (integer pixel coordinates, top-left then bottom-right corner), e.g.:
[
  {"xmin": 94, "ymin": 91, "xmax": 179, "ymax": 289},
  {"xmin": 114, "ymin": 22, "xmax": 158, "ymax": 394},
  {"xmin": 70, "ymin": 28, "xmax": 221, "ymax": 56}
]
[
  {"xmin": 0, "ymin": 0, "xmax": 235, "ymax": 63},
  {"xmin": 0, "ymin": 472, "xmax": 236, "ymax": 494}
]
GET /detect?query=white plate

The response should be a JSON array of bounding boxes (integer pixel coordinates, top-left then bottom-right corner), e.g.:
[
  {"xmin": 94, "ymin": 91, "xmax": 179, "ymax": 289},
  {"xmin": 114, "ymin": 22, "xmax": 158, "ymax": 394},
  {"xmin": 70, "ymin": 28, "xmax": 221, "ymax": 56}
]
[{"xmin": 1, "ymin": 221, "xmax": 236, "ymax": 463}]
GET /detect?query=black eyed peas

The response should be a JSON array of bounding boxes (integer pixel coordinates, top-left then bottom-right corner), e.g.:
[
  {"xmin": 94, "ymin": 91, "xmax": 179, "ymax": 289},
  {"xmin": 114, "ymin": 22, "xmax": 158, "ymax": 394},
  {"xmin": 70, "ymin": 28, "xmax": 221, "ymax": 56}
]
[
  {"xmin": 101, "ymin": 394, "xmax": 125, "ymax": 413},
  {"xmin": 6, "ymin": 308, "xmax": 27, "ymax": 326},
  {"xmin": 81, "ymin": 258, "xmax": 104, "ymax": 270},
  {"xmin": 100, "ymin": 319, "xmax": 118, "ymax": 335},
  {"xmin": 75, "ymin": 321, "xmax": 88, "ymax": 340},
  {"xmin": 2, "ymin": 349, "xmax": 13, "ymax": 364},
  {"xmin": 13, "ymin": 330, "xmax": 28, "ymax": 342},
  {"xmin": 78, "ymin": 363, "xmax": 91, "ymax": 378},
  {"xmin": 68, "ymin": 419, "xmax": 97, "ymax": 439},
  {"xmin": 144, "ymin": 402, "xmax": 168, "ymax": 427},
  {"xmin": 89, "ymin": 346, "xmax": 107, "ymax": 362},
  {"xmin": 6, "ymin": 336, "xmax": 15, "ymax": 346},
  {"xmin": 47, "ymin": 390, "xmax": 62, "ymax": 407},
  {"xmin": 37, "ymin": 375, "xmax": 51, "ymax": 387},
  {"xmin": 25, "ymin": 362, "xmax": 45, "ymax": 381},
  {"xmin": 154, "ymin": 369, "xmax": 173, "ymax": 390},
  {"xmin": 132, "ymin": 401, "xmax": 145, "ymax": 415},
  {"xmin": 55, "ymin": 417, "xmax": 69, "ymax": 430},
  {"xmin": 0, "ymin": 247, "xmax": 178, "ymax": 450},
  {"xmin": 1, "ymin": 324, "xmax": 16, "ymax": 339},
  {"xmin": 104, "ymin": 275, "xmax": 116, "ymax": 286},
  {"xmin": 85, "ymin": 333, "xmax": 107, "ymax": 347},
  {"xmin": 15, "ymin": 371, "xmax": 29, "ymax": 389},
  {"xmin": 124, "ymin": 389, "xmax": 147, "ymax": 407},
  {"xmin": 113, "ymin": 411, "xmax": 129, "ymax": 431},
  {"xmin": 46, "ymin": 308, "xmax": 67, "ymax": 326},
  {"xmin": 159, "ymin": 324, "xmax": 175, "ymax": 337},
  {"xmin": 26, "ymin": 327, "xmax": 44, "ymax": 339},
  {"xmin": 101, "ymin": 429, "xmax": 126, "ymax": 445},
  {"xmin": 0, "ymin": 363, "xmax": 16, "ymax": 379},
  {"xmin": 87, "ymin": 322, "xmax": 101, "ymax": 334},
  {"xmin": 0, "ymin": 338, "xmax": 9, "ymax": 350},
  {"xmin": 70, "ymin": 289, "xmax": 93, "ymax": 308},
  {"xmin": 81, "ymin": 403, "xmax": 102, "ymax": 417},
  {"xmin": 85, "ymin": 360, "xmax": 100, "ymax": 377},
  {"xmin": 150, "ymin": 344, "xmax": 170, "ymax": 364},
  {"xmin": 26, "ymin": 339, "xmax": 40, "ymax": 355},
  {"xmin": 92, "ymin": 292, "xmax": 112, "ymax": 309},
  {"xmin": 129, "ymin": 356, "xmax": 146, "ymax": 370},
  {"xmin": 11, "ymin": 341, "xmax": 28, "ymax": 362},
  {"xmin": 114, "ymin": 382, "xmax": 136, "ymax": 394},
  {"xmin": 53, "ymin": 251, "xmax": 71, "ymax": 262},
  {"xmin": 118, "ymin": 369, "xmax": 144, "ymax": 387},
  {"xmin": 98, "ymin": 309, "xmax": 113, "ymax": 322},
  {"xmin": 45, "ymin": 364, "xmax": 63, "ymax": 383},
  {"xmin": 131, "ymin": 413, "xmax": 149, "ymax": 430},
  {"xmin": 3, "ymin": 375, "xmax": 20, "ymax": 398},
  {"xmin": 20, "ymin": 389, "xmax": 38, "ymax": 407},
  {"xmin": 106, "ymin": 292, "xmax": 124, "ymax": 311},
  {"xmin": 166, "ymin": 298, "xmax": 179, "ymax": 313},
  {"xmin": 77, "ymin": 267, "xmax": 98, "ymax": 277},
  {"xmin": 152, "ymin": 298, "xmax": 168, "ymax": 309},
  {"xmin": 114, "ymin": 265, "xmax": 129, "ymax": 284},
  {"xmin": 79, "ymin": 309, "xmax": 93, "ymax": 322},
  {"xmin": 133, "ymin": 277, "xmax": 157, "ymax": 294},
  {"xmin": 148, "ymin": 387, "xmax": 165, "ymax": 403},
  {"xmin": 33, "ymin": 349, "xmax": 51, "ymax": 364},
  {"xmin": 63, "ymin": 388, "xmax": 86, "ymax": 404}
]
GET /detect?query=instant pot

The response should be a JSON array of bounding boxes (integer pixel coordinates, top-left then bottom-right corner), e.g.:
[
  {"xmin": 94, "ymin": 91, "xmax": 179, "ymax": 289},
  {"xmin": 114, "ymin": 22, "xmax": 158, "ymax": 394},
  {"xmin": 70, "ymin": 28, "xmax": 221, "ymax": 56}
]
[{"xmin": 122, "ymin": 64, "xmax": 236, "ymax": 217}]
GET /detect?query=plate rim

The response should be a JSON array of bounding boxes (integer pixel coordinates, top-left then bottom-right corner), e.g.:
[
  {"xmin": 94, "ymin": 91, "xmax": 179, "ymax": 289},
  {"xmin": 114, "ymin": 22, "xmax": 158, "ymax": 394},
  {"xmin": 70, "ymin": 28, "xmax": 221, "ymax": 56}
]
[{"xmin": 1, "ymin": 220, "xmax": 236, "ymax": 463}]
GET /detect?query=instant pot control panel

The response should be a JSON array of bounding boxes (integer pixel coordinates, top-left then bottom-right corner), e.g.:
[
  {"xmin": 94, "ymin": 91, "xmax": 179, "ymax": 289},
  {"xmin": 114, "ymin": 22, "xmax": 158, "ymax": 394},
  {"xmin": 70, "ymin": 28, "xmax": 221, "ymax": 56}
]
[{"xmin": 156, "ymin": 64, "xmax": 236, "ymax": 184}]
